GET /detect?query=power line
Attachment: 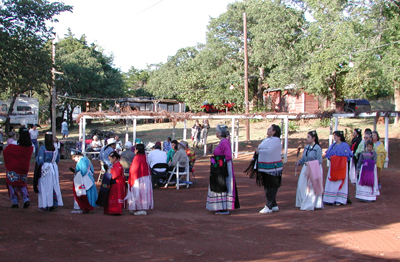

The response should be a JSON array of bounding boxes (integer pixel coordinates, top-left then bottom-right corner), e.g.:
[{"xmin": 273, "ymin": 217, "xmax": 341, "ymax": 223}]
[{"xmin": 133, "ymin": 0, "xmax": 165, "ymax": 17}]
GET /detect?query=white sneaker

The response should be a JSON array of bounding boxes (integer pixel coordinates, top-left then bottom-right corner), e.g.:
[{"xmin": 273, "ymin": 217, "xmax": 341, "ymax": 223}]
[
  {"xmin": 259, "ymin": 205, "xmax": 273, "ymax": 214},
  {"xmin": 271, "ymin": 206, "xmax": 279, "ymax": 212},
  {"xmin": 133, "ymin": 210, "xmax": 147, "ymax": 216}
]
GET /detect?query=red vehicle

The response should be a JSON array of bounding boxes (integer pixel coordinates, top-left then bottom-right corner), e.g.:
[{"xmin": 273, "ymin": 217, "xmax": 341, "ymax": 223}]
[{"xmin": 201, "ymin": 103, "xmax": 235, "ymax": 113}]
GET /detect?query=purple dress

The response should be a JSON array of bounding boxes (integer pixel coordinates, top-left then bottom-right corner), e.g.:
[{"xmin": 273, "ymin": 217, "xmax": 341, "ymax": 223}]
[{"xmin": 206, "ymin": 138, "xmax": 239, "ymax": 211}]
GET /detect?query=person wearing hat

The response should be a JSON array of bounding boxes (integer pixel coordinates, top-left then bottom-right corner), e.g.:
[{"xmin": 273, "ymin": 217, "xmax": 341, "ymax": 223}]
[
  {"xmin": 70, "ymin": 150, "xmax": 97, "ymax": 214},
  {"xmin": 120, "ymin": 141, "xmax": 135, "ymax": 173},
  {"xmin": 36, "ymin": 132, "xmax": 63, "ymax": 211},
  {"xmin": 168, "ymin": 141, "xmax": 189, "ymax": 172},
  {"xmin": 104, "ymin": 151, "xmax": 126, "ymax": 215},
  {"xmin": 323, "ymin": 130, "xmax": 353, "ymax": 206},
  {"xmin": 100, "ymin": 138, "xmax": 117, "ymax": 168},
  {"xmin": 126, "ymin": 144, "xmax": 153, "ymax": 215},
  {"xmin": 206, "ymin": 124, "xmax": 239, "ymax": 215}
]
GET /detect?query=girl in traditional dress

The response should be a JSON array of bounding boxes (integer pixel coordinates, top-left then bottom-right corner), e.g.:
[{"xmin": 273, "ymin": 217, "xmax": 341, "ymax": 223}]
[
  {"xmin": 126, "ymin": 144, "xmax": 153, "ymax": 215},
  {"xmin": 356, "ymin": 140, "xmax": 380, "ymax": 202},
  {"xmin": 36, "ymin": 133, "xmax": 63, "ymax": 211},
  {"xmin": 206, "ymin": 125, "xmax": 239, "ymax": 215},
  {"xmin": 372, "ymin": 131, "xmax": 387, "ymax": 189},
  {"xmin": 322, "ymin": 131, "xmax": 353, "ymax": 206},
  {"xmin": 70, "ymin": 150, "xmax": 98, "ymax": 214},
  {"xmin": 104, "ymin": 151, "xmax": 126, "ymax": 215},
  {"xmin": 4, "ymin": 127, "xmax": 34, "ymax": 208},
  {"xmin": 295, "ymin": 130, "xmax": 324, "ymax": 211},
  {"xmin": 349, "ymin": 128, "xmax": 362, "ymax": 184}
]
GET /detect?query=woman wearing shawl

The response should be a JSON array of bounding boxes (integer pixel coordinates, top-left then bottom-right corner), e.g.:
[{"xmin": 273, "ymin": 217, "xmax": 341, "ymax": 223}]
[
  {"xmin": 356, "ymin": 140, "xmax": 380, "ymax": 202},
  {"xmin": 295, "ymin": 131, "xmax": 324, "ymax": 211},
  {"xmin": 323, "ymin": 131, "xmax": 353, "ymax": 206},
  {"xmin": 349, "ymin": 128, "xmax": 362, "ymax": 184},
  {"xmin": 252, "ymin": 124, "xmax": 283, "ymax": 214},
  {"xmin": 372, "ymin": 131, "xmax": 387, "ymax": 189},
  {"xmin": 36, "ymin": 133, "xmax": 63, "ymax": 212},
  {"xmin": 206, "ymin": 124, "xmax": 239, "ymax": 215},
  {"xmin": 4, "ymin": 127, "xmax": 34, "ymax": 208},
  {"xmin": 104, "ymin": 151, "xmax": 126, "ymax": 215},
  {"xmin": 126, "ymin": 144, "xmax": 153, "ymax": 215},
  {"xmin": 70, "ymin": 150, "xmax": 98, "ymax": 214}
]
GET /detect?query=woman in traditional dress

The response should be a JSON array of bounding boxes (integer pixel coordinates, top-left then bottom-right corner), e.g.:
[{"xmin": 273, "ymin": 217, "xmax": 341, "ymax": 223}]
[
  {"xmin": 252, "ymin": 124, "xmax": 283, "ymax": 214},
  {"xmin": 70, "ymin": 150, "xmax": 98, "ymax": 214},
  {"xmin": 126, "ymin": 144, "xmax": 153, "ymax": 215},
  {"xmin": 206, "ymin": 125, "xmax": 239, "ymax": 215},
  {"xmin": 356, "ymin": 140, "xmax": 380, "ymax": 202},
  {"xmin": 4, "ymin": 127, "xmax": 34, "ymax": 208},
  {"xmin": 103, "ymin": 151, "xmax": 126, "ymax": 215},
  {"xmin": 349, "ymin": 128, "xmax": 362, "ymax": 184},
  {"xmin": 322, "ymin": 131, "xmax": 353, "ymax": 206},
  {"xmin": 36, "ymin": 132, "xmax": 63, "ymax": 211},
  {"xmin": 295, "ymin": 130, "xmax": 324, "ymax": 211},
  {"xmin": 200, "ymin": 119, "xmax": 210, "ymax": 147},
  {"xmin": 372, "ymin": 131, "xmax": 387, "ymax": 189}
]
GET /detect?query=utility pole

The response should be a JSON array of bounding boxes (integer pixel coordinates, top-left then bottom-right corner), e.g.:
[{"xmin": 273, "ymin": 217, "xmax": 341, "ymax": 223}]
[
  {"xmin": 243, "ymin": 12, "xmax": 250, "ymax": 140},
  {"xmin": 51, "ymin": 34, "xmax": 63, "ymax": 135},
  {"xmin": 51, "ymin": 36, "xmax": 56, "ymax": 135}
]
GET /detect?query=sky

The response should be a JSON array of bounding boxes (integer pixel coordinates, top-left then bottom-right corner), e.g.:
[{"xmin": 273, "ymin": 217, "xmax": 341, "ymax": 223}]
[{"xmin": 50, "ymin": 0, "xmax": 236, "ymax": 73}]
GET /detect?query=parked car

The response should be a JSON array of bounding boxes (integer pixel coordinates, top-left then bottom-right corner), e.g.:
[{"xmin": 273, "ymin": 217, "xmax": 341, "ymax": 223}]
[{"xmin": 344, "ymin": 99, "xmax": 371, "ymax": 113}]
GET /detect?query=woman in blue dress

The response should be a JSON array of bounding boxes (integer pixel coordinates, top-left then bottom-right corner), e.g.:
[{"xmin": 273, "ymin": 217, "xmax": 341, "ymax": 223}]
[
  {"xmin": 71, "ymin": 150, "xmax": 98, "ymax": 214},
  {"xmin": 36, "ymin": 133, "xmax": 63, "ymax": 211}
]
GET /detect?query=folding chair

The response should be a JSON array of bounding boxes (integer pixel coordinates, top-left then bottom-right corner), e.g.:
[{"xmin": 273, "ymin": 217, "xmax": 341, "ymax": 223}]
[
  {"xmin": 165, "ymin": 161, "xmax": 191, "ymax": 190},
  {"xmin": 151, "ymin": 163, "xmax": 169, "ymax": 188}
]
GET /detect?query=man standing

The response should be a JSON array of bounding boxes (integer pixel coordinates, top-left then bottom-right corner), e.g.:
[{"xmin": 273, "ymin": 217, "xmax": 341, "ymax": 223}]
[
  {"xmin": 61, "ymin": 119, "xmax": 69, "ymax": 139},
  {"xmin": 29, "ymin": 124, "xmax": 39, "ymax": 157}
]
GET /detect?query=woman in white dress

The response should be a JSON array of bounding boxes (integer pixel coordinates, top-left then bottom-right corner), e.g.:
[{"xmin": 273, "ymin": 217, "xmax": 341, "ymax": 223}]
[{"xmin": 295, "ymin": 131, "xmax": 324, "ymax": 210}]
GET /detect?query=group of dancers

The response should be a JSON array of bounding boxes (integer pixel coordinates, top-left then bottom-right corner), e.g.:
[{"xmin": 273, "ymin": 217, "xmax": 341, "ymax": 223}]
[
  {"xmin": 4, "ymin": 127, "xmax": 153, "ymax": 215},
  {"xmin": 4, "ymin": 124, "xmax": 387, "ymax": 216},
  {"xmin": 295, "ymin": 128, "xmax": 386, "ymax": 211}
]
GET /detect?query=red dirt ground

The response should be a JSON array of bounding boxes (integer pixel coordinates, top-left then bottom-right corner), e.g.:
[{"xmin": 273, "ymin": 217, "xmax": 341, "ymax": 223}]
[{"xmin": 1, "ymin": 139, "xmax": 400, "ymax": 261}]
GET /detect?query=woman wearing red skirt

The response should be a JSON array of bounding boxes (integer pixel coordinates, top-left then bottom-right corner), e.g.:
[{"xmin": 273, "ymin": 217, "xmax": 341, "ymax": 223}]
[{"xmin": 104, "ymin": 151, "xmax": 126, "ymax": 215}]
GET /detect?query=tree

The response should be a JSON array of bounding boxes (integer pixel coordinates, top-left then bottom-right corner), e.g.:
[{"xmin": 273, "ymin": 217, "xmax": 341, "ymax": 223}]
[
  {"xmin": 55, "ymin": 31, "xmax": 124, "ymax": 122},
  {"xmin": 0, "ymin": 0, "xmax": 72, "ymax": 130}
]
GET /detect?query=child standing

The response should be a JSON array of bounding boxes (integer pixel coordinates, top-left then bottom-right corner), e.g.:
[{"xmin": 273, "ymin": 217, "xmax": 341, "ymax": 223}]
[{"xmin": 355, "ymin": 140, "xmax": 380, "ymax": 202}]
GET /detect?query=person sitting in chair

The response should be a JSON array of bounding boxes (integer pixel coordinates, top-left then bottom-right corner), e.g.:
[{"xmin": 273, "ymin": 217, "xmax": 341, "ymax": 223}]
[
  {"xmin": 168, "ymin": 141, "xmax": 188, "ymax": 173},
  {"xmin": 120, "ymin": 141, "xmax": 135, "ymax": 173},
  {"xmin": 148, "ymin": 141, "xmax": 167, "ymax": 172}
]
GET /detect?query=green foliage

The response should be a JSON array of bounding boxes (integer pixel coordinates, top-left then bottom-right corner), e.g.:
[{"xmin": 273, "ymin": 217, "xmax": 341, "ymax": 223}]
[
  {"xmin": 318, "ymin": 118, "xmax": 331, "ymax": 128},
  {"xmin": 54, "ymin": 31, "xmax": 124, "ymax": 120}
]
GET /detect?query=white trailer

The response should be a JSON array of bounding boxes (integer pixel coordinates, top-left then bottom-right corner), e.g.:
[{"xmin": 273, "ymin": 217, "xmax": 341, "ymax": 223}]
[{"xmin": 0, "ymin": 97, "xmax": 39, "ymax": 126}]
